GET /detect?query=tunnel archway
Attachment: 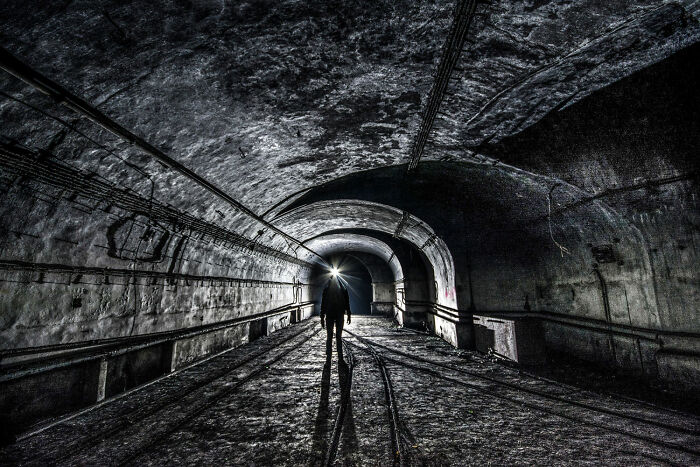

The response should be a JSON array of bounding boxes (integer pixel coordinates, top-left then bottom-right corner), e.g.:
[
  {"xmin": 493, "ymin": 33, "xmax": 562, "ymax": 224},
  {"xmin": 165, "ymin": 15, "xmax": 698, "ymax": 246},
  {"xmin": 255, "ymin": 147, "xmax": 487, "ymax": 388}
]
[
  {"xmin": 302, "ymin": 232, "xmax": 403, "ymax": 318},
  {"xmin": 297, "ymin": 223, "xmax": 453, "ymax": 337},
  {"xmin": 273, "ymin": 199, "xmax": 466, "ymax": 344},
  {"xmin": 273, "ymin": 199, "xmax": 458, "ymax": 308},
  {"xmin": 345, "ymin": 252, "xmax": 396, "ymax": 316}
]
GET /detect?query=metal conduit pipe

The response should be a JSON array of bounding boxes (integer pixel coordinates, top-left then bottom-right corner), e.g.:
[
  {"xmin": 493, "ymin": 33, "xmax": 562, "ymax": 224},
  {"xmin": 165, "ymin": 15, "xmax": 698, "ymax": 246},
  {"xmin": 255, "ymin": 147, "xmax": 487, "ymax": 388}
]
[
  {"xmin": 407, "ymin": 0, "xmax": 479, "ymax": 171},
  {"xmin": 0, "ymin": 301, "xmax": 315, "ymax": 378},
  {"xmin": 0, "ymin": 143, "xmax": 312, "ymax": 267},
  {"xmin": 0, "ymin": 46, "xmax": 327, "ymax": 265},
  {"xmin": 593, "ymin": 266, "xmax": 618, "ymax": 364}
]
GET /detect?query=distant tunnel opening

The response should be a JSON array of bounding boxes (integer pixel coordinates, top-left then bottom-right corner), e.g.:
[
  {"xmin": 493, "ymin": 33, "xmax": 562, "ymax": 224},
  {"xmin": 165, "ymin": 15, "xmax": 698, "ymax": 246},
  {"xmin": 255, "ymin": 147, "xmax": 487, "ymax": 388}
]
[{"xmin": 314, "ymin": 253, "xmax": 373, "ymax": 316}]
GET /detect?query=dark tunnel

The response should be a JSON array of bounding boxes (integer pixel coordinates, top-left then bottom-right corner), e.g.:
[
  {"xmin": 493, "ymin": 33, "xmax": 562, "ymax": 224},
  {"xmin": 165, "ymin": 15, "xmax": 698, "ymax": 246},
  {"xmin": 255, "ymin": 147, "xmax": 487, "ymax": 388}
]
[{"xmin": 0, "ymin": 0, "xmax": 699, "ymax": 464}]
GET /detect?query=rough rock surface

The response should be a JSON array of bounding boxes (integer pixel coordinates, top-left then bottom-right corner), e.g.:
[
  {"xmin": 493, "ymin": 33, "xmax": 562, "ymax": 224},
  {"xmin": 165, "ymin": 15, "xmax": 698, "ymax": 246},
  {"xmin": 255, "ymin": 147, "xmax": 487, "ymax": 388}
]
[
  {"xmin": 1, "ymin": 1, "xmax": 697, "ymax": 215},
  {"xmin": 2, "ymin": 317, "xmax": 699, "ymax": 465}
]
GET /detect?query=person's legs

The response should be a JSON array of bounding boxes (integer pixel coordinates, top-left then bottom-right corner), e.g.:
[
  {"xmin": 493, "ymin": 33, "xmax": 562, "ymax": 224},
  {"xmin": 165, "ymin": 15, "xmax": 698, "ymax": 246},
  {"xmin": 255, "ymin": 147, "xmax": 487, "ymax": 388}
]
[{"xmin": 336, "ymin": 315, "xmax": 344, "ymax": 363}]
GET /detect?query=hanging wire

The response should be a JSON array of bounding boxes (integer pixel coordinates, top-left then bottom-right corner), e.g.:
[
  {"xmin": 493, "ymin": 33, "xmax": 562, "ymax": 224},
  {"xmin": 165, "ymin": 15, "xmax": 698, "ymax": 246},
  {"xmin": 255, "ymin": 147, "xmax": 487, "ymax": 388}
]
[{"xmin": 547, "ymin": 183, "xmax": 571, "ymax": 257}]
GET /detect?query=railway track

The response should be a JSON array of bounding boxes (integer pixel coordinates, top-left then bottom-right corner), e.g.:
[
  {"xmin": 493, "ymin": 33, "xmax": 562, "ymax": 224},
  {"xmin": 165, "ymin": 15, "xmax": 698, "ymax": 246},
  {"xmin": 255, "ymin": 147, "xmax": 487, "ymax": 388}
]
[
  {"xmin": 7, "ymin": 319, "xmax": 698, "ymax": 465},
  {"xmin": 345, "ymin": 330, "xmax": 700, "ymax": 460},
  {"xmin": 14, "ymin": 322, "xmax": 319, "ymax": 466},
  {"xmin": 397, "ymin": 325, "xmax": 695, "ymax": 419},
  {"xmin": 345, "ymin": 337, "xmax": 409, "ymax": 466},
  {"xmin": 355, "ymin": 329, "xmax": 699, "ymax": 434}
]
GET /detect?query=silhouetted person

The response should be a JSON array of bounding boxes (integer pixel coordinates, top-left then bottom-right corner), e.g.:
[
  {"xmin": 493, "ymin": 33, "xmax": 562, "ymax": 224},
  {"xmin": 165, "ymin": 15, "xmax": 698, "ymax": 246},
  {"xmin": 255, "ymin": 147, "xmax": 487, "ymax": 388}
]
[{"xmin": 320, "ymin": 276, "xmax": 351, "ymax": 363}]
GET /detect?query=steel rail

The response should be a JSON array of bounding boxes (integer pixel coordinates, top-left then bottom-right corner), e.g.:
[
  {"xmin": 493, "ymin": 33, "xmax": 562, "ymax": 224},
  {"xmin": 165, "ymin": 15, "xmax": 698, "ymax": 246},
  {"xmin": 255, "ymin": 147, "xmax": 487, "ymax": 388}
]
[
  {"xmin": 382, "ymin": 353, "xmax": 700, "ymax": 458},
  {"xmin": 0, "ymin": 46, "xmax": 326, "ymax": 264},
  {"xmin": 407, "ymin": 0, "xmax": 479, "ymax": 171},
  {"xmin": 346, "ymin": 338, "xmax": 407, "ymax": 466},
  {"xmin": 396, "ymin": 325, "xmax": 700, "ymax": 419},
  {"xmin": 344, "ymin": 331, "xmax": 700, "ymax": 437},
  {"xmin": 514, "ymin": 363, "xmax": 697, "ymax": 419}
]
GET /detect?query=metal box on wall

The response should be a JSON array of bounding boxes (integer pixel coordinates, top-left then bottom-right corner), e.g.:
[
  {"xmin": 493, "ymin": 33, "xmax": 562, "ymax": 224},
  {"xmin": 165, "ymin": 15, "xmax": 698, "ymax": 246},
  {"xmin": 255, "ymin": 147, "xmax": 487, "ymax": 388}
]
[{"xmin": 473, "ymin": 314, "xmax": 546, "ymax": 365}]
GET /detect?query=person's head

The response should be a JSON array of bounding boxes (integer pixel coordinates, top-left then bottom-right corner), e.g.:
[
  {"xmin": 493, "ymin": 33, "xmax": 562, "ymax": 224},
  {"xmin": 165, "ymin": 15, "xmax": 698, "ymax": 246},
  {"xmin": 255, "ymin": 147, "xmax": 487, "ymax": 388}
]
[{"xmin": 327, "ymin": 275, "xmax": 340, "ymax": 289}]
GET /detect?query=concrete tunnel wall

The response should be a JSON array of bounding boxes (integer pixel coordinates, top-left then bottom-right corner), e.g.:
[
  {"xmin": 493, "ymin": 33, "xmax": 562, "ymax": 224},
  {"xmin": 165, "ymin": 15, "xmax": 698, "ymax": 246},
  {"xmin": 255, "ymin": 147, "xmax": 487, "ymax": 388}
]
[
  {"xmin": 0, "ymin": 165, "xmax": 312, "ymax": 349},
  {"xmin": 475, "ymin": 44, "xmax": 700, "ymax": 389},
  {"xmin": 0, "ymin": 143, "xmax": 316, "ymax": 351},
  {"xmin": 0, "ymin": 144, "xmax": 317, "ymax": 431},
  {"xmin": 274, "ymin": 44, "xmax": 700, "ymax": 391}
]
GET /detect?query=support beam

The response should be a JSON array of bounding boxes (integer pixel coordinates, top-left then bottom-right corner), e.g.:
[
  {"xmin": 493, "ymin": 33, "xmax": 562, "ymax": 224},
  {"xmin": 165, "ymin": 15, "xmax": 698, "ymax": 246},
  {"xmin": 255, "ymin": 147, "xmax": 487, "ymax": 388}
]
[{"xmin": 96, "ymin": 359, "xmax": 108, "ymax": 402}]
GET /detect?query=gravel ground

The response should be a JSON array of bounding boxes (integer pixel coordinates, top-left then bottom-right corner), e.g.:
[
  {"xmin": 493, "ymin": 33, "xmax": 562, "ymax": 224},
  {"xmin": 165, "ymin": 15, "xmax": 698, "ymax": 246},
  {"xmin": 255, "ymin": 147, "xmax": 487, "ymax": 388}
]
[{"xmin": 2, "ymin": 316, "xmax": 699, "ymax": 466}]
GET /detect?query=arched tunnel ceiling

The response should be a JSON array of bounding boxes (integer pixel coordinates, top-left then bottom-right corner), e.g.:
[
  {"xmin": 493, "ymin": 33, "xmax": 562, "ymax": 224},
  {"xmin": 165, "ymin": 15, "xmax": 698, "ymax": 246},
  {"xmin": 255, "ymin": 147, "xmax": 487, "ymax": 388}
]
[
  {"xmin": 0, "ymin": 0, "xmax": 698, "ymax": 224},
  {"xmin": 280, "ymin": 161, "xmax": 639, "ymax": 253},
  {"xmin": 303, "ymin": 233, "xmax": 403, "ymax": 281},
  {"xmin": 345, "ymin": 252, "xmax": 396, "ymax": 284},
  {"xmin": 273, "ymin": 199, "xmax": 457, "ymax": 307}
]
